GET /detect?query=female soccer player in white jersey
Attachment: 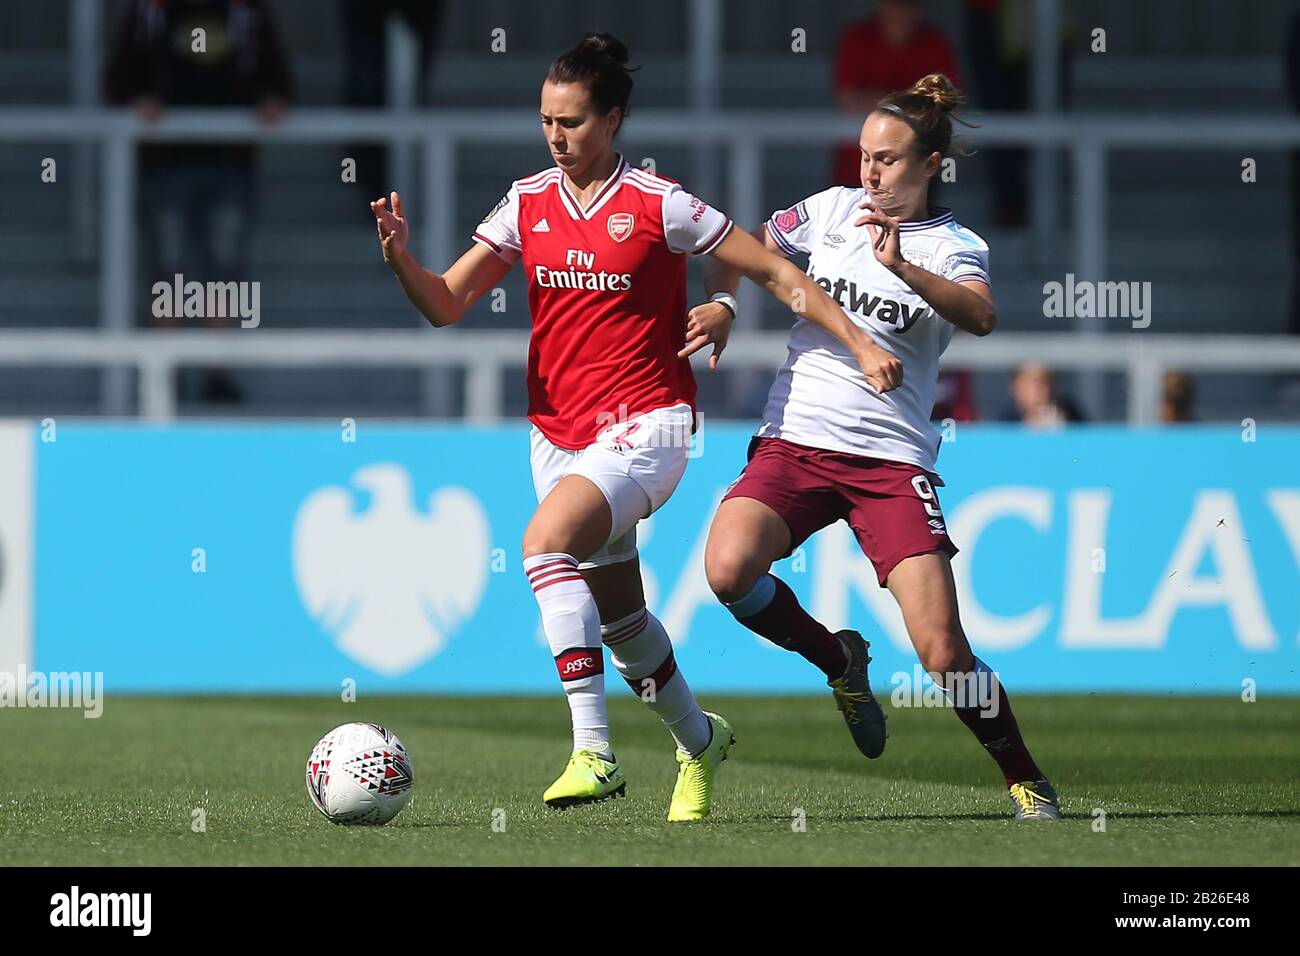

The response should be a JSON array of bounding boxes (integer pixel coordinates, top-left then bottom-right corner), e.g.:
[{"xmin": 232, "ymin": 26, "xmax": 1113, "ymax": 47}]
[
  {"xmin": 699, "ymin": 74, "xmax": 1060, "ymax": 820},
  {"xmin": 371, "ymin": 34, "xmax": 904, "ymax": 821}
]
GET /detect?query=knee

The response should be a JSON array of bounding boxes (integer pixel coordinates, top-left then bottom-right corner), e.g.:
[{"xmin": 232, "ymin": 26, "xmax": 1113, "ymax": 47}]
[
  {"xmin": 705, "ymin": 545, "xmax": 764, "ymax": 605},
  {"xmin": 919, "ymin": 639, "xmax": 974, "ymax": 680},
  {"xmin": 521, "ymin": 526, "xmax": 573, "ymax": 562}
]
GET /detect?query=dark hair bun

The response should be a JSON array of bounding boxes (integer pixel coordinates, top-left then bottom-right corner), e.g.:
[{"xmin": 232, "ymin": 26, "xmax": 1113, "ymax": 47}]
[
  {"xmin": 875, "ymin": 72, "xmax": 973, "ymax": 158},
  {"xmin": 910, "ymin": 73, "xmax": 965, "ymax": 113},
  {"xmin": 580, "ymin": 32, "xmax": 630, "ymax": 66}
]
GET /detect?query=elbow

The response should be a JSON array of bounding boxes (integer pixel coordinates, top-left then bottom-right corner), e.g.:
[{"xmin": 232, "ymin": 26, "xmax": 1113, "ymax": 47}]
[
  {"xmin": 424, "ymin": 299, "xmax": 467, "ymax": 328},
  {"xmin": 973, "ymin": 306, "xmax": 997, "ymax": 336},
  {"xmin": 770, "ymin": 261, "xmax": 802, "ymax": 298}
]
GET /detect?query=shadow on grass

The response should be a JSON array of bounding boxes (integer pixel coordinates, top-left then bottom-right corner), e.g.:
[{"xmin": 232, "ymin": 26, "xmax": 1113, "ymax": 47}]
[{"xmin": 745, "ymin": 809, "xmax": 1300, "ymax": 823}]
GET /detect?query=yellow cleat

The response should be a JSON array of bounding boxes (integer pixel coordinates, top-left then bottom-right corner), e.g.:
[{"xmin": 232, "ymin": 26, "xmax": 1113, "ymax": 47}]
[
  {"xmin": 543, "ymin": 750, "xmax": 626, "ymax": 809},
  {"xmin": 1009, "ymin": 779, "xmax": 1061, "ymax": 820},
  {"xmin": 667, "ymin": 712, "xmax": 735, "ymax": 822}
]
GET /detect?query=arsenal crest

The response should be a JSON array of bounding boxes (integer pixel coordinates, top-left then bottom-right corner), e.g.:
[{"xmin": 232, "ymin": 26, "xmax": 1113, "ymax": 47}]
[{"xmin": 607, "ymin": 212, "xmax": 635, "ymax": 242}]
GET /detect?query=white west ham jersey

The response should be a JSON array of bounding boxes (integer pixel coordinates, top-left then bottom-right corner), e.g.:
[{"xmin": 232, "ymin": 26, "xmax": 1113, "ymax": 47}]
[{"xmin": 760, "ymin": 186, "xmax": 990, "ymax": 476}]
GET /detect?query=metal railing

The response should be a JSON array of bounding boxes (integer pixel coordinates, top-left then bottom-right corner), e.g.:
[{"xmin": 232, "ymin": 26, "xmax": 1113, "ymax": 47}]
[
  {"xmin": 3, "ymin": 106, "xmax": 1300, "ymax": 418},
  {"xmin": 1, "ymin": 329, "xmax": 1298, "ymax": 424}
]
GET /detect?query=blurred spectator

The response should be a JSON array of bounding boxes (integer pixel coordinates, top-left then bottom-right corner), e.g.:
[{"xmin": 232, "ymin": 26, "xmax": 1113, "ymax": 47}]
[
  {"xmin": 932, "ymin": 369, "xmax": 978, "ymax": 421},
  {"xmin": 104, "ymin": 0, "xmax": 292, "ymax": 400},
  {"xmin": 999, "ymin": 362, "xmax": 1086, "ymax": 427},
  {"xmin": 831, "ymin": 0, "xmax": 963, "ymax": 187},
  {"xmin": 1160, "ymin": 370, "xmax": 1196, "ymax": 423},
  {"xmin": 341, "ymin": 0, "xmax": 446, "ymax": 202}
]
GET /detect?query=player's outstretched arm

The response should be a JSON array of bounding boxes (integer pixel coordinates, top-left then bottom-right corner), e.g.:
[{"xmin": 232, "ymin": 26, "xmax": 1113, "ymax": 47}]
[
  {"xmin": 371, "ymin": 192, "xmax": 513, "ymax": 328},
  {"xmin": 678, "ymin": 226, "xmax": 774, "ymax": 369},
  {"xmin": 857, "ymin": 201, "xmax": 997, "ymax": 336},
  {"xmin": 703, "ymin": 224, "xmax": 774, "ymax": 298},
  {"xmin": 707, "ymin": 225, "xmax": 903, "ymax": 393}
]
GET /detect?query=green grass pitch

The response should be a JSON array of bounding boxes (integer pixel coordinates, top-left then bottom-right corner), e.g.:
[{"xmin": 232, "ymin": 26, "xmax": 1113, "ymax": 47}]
[{"xmin": 2, "ymin": 694, "xmax": 1297, "ymax": 866}]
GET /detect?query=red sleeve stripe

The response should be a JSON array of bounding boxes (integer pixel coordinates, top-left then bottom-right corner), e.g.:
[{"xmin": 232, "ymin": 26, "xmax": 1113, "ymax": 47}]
[
  {"xmin": 696, "ymin": 218, "xmax": 734, "ymax": 255},
  {"xmin": 472, "ymin": 233, "xmax": 520, "ymax": 260}
]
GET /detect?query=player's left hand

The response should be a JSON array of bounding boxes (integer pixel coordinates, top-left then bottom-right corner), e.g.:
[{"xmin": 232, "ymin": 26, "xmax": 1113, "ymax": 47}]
[
  {"xmin": 855, "ymin": 200, "xmax": 904, "ymax": 273},
  {"xmin": 678, "ymin": 301, "xmax": 733, "ymax": 369},
  {"xmin": 371, "ymin": 192, "xmax": 410, "ymax": 270}
]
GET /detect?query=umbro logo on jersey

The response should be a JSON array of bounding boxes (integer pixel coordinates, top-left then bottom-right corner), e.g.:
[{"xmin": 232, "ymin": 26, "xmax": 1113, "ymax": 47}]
[
  {"xmin": 808, "ymin": 267, "xmax": 926, "ymax": 333},
  {"xmin": 824, "ymin": 233, "xmax": 845, "ymax": 245},
  {"xmin": 928, "ymin": 518, "xmax": 947, "ymax": 535},
  {"xmin": 531, "ymin": 218, "xmax": 551, "ymax": 233}
]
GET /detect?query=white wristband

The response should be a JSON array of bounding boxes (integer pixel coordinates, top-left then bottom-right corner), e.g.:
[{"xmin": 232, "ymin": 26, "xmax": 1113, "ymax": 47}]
[{"xmin": 710, "ymin": 292, "xmax": 738, "ymax": 319}]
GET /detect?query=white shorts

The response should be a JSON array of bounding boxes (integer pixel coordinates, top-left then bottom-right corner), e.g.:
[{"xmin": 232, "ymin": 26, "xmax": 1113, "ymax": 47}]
[{"xmin": 529, "ymin": 402, "xmax": 694, "ymax": 569}]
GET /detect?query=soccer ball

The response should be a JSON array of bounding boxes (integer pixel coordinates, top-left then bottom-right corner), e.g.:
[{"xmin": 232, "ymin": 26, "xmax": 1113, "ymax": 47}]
[{"xmin": 305, "ymin": 722, "xmax": 415, "ymax": 825}]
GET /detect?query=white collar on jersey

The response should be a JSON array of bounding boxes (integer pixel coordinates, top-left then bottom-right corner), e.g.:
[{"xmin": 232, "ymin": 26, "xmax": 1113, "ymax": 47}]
[
  {"xmin": 556, "ymin": 153, "xmax": 630, "ymax": 221},
  {"xmin": 898, "ymin": 207, "xmax": 954, "ymax": 231}
]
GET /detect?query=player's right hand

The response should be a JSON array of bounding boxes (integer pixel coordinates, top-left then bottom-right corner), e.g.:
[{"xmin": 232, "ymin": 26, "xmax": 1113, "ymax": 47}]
[
  {"xmin": 856, "ymin": 345, "xmax": 903, "ymax": 393},
  {"xmin": 371, "ymin": 192, "xmax": 409, "ymax": 269},
  {"xmin": 678, "ymin": 301, "xmax": 733, "ymax": 370}
]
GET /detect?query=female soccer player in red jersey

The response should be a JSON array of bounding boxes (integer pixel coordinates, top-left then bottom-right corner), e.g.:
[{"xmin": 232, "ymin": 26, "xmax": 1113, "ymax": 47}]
[
  {"xmin": 699, "ymin": 75, "xmax": 1060, "ymax": 820},
  {"xmin": 372, "ymin": 33, "xmax": 903, "ymax": 821}
]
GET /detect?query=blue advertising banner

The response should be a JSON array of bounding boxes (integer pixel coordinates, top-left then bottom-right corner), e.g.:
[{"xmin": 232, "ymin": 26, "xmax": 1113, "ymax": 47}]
[{"xmin": 22, "ymin": 422, "xmax": 1300, "ymax": 694}]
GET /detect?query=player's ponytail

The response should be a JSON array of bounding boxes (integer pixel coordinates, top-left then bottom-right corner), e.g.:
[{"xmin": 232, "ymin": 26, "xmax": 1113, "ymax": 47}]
[
  {"xmin": 874, "ymin": 73, "xmax": 973, "ymax": 158},
  {"xmin": 547, "ymin": 33, "xmax": 639, "ymax": 135}
]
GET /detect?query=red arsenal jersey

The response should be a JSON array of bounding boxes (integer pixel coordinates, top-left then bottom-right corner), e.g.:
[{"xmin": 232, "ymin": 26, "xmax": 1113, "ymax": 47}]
[{"xmin": 472, "ymin": 155, "xmax": 733, "ymax": 449}]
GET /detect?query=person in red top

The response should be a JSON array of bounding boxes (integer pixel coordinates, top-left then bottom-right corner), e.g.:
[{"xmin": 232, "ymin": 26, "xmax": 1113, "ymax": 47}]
[
  {"xmin": 831, "ymin": 0, "xmax": 964, "ymax": 186},
  {"xmin": 371, "ymin": 33, "xmax": 899, "ymax": 821}
]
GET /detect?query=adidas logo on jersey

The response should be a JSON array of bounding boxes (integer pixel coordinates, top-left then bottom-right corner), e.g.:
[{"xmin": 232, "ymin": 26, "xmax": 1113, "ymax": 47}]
[
  {"xmin": 808, "ymin": 267, "xmax": 926, "ymax": 333},
  {"xmin": 531, "ymin": 218, "xmax": 551, "ymax": 233}
]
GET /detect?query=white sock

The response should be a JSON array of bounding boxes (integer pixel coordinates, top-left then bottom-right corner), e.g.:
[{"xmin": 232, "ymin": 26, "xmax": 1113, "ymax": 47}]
[
  {"xmin": 524, "ymin": 552, "xmax": 611, "ymax": 757},
  {"xmin": 603, "ymin": 606, "xmax": 712, "ymax": 756}
]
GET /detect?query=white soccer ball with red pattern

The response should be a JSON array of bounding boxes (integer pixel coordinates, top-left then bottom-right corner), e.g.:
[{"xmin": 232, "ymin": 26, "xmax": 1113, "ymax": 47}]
[{"xmin": 305, "ymin": 722, "xmax": 415, "ymax": 825}]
